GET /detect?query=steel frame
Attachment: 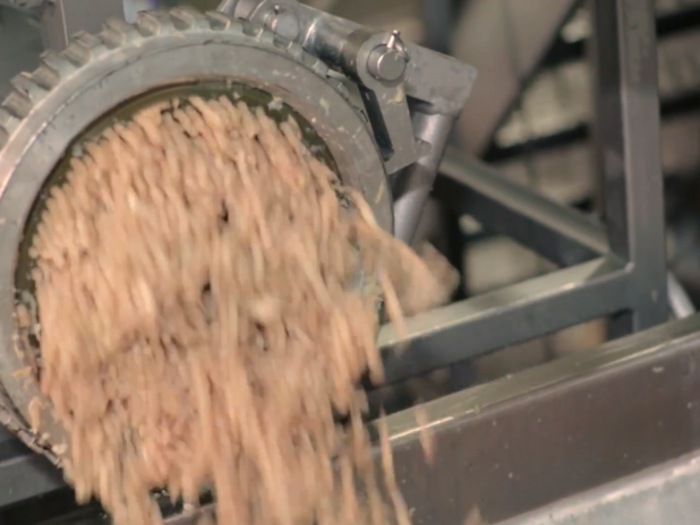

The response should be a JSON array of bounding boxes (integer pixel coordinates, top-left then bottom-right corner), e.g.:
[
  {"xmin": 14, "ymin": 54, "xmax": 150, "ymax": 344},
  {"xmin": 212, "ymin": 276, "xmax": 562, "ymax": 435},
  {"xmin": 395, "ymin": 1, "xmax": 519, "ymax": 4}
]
[{"xmin": 377, "ymin": 0, "xmax": 670, "ymax": 386}]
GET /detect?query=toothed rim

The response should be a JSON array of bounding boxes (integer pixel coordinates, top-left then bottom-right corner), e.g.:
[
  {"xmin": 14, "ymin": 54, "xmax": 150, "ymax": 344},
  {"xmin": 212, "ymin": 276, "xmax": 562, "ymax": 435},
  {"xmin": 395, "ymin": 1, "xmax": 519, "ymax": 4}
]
[{"xmin": 0, "ymin": 6, "xmax": 391, "ymax": 462}]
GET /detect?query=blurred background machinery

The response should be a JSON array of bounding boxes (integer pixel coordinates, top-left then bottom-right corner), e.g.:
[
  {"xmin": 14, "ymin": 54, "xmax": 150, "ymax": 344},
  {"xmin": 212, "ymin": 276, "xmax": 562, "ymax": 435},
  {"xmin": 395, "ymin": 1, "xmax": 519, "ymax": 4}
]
[{"xmin": 3, "ymin": 0, "xmax": 700, "ymax": 524}]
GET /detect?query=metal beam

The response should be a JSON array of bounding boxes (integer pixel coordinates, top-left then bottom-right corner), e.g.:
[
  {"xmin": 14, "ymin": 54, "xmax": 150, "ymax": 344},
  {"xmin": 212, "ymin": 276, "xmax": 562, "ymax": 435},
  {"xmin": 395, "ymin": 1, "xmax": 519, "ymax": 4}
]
[
  {"xmin": 436, "ymin": 150, "xmax": 608, "ymax": 267},
  {"xmin": 499, "ymin": 449, "xmax": 700, "ymax": 525},
  {"xmin": 590, "ymin": 0, "xmax": 668, "ymax": 331},
  {"xmin": 0, "ymin": 426, "xmax": 64, "ymax": 508},
  {"xmin": 378, "ymin": 257, "xmax": 630, "ymax": 385}
]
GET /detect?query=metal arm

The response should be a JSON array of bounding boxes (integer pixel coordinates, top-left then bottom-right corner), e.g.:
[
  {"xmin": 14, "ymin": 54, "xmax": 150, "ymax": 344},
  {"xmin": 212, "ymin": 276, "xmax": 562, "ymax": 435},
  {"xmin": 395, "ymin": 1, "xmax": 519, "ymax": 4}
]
[{"xmin": 218, "ymin": 0, "xmax": 477, "ymax": 242}]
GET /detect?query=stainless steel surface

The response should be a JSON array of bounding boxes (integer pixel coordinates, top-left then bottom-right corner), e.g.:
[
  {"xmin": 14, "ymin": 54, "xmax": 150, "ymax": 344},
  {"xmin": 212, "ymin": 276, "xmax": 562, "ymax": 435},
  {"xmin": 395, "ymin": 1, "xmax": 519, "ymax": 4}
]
[
  {"xmin": 0, "ymin": 0, "xmax": 43, "ymax": 8},
  {"xmin": 0, "ymin": 425, "xmax": 64, "ymax": 508},
  {"xmin": 498, "ymin": 450, "xmax": 700, "ymax": 525},
  {"xmin": 40, "ymin": 0, "xmax": 125, "ymax": 51},
  {"xmin": 392, "ymin": 112, "xmax": 455, "ymax": 243},
  {"xmin": 0, "ymin": 6, "xmax": 392, "ymax": 455},
  {"xmin": 381, "ymin": 313, "xmax": 700, "ymax": 524}
]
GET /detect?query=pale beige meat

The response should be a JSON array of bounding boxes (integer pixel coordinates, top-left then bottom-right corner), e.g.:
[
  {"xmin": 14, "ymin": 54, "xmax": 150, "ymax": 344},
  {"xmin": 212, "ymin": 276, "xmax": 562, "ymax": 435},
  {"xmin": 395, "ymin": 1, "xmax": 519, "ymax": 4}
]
[{"xmin": 29, "ymin": 95, "xmax": 456, "ymax": 525}]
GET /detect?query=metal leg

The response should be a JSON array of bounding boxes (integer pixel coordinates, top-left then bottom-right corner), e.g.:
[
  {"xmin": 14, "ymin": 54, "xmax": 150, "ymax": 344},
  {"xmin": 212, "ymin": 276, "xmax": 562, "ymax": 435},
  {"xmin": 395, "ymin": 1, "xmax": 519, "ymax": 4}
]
[{"xmin": 590, "ymin": 0, "xmax": 668, "ymax": 332}]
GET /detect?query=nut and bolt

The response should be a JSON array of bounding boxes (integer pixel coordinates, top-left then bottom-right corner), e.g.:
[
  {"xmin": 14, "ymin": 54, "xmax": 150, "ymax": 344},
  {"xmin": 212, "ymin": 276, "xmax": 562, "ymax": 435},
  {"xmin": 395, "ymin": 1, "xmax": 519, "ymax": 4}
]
[{"xmin": 367, "ymin": 30, "xmax": 409, "ymax": 82}]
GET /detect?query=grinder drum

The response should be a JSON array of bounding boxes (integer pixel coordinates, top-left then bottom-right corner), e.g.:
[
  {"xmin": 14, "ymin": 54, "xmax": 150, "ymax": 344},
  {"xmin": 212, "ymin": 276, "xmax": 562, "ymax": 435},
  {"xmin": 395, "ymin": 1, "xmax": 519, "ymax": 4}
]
[{"xmin": 0, "ymin": 7, "xmax": 390, "ymax": 461}]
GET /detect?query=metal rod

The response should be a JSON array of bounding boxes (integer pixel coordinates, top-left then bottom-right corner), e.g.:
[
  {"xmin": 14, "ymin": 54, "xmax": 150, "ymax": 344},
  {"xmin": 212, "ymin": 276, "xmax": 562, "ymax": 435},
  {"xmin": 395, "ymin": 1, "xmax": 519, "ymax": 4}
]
[
  {"xmin": 392, "ymin": 112, "xmax": 455, "ymax": 243},
  {"xmin": 499, "ymin": 449, "xmax": 700, "ymax": 525},
  {"xmin": 378, "ymin": 257, "xmax": 630, "ymax": 385},
  {"xmin": 437, "ymin": 150, "xmax": 695, "ymax": 318},
  {"xmin": 436, "ymin": 150, "xmax": 609, "ymax": 267}
]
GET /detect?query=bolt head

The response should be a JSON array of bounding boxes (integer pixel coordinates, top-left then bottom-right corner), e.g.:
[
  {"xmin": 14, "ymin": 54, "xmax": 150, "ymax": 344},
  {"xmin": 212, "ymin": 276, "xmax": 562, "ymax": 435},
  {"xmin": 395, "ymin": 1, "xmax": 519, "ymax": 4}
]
[
  {"xmin": 268, "ymin": 9, "xmax": 299, "ymax": 41},
  {"xmin": 368, "ymin": 46, "xmax": 407, "ymax": 82}
]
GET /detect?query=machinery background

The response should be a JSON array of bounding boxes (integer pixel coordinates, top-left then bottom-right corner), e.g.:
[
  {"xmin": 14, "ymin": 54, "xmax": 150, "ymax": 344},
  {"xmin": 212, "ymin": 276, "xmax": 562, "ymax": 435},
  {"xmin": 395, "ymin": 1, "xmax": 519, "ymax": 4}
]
[{"xmin": 3, "ymin": 0, "xmax": 700, "ymax": 524}]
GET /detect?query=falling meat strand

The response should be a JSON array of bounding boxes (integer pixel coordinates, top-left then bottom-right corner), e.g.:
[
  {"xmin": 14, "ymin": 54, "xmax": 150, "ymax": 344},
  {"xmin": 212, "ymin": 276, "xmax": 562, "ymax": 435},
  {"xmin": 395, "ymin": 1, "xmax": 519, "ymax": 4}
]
[{"xmin": 26, "ymin": 95, "xmax": 457, "ymax": 525}]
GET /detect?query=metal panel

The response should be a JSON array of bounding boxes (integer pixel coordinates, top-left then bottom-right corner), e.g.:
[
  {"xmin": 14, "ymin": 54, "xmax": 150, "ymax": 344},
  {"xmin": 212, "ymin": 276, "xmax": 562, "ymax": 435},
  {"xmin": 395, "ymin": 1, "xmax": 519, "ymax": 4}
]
[
  {"xmin": 383, "ymin": 313, "xmax": 700, "ymax": 524},
  {"xmin": 0, "ymin": 426, "xmax": 64, "ymax": 508},
  {"xmin": 498, "ymin": 450, "xmax": 700, "ymax": 525}
]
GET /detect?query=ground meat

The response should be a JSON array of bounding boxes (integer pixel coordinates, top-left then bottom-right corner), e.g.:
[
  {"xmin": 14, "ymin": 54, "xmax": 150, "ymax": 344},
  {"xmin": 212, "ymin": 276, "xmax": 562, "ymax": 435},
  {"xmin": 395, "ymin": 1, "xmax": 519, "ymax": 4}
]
[{"xmin": 29, "ymin": 95, "xmax": 456, "ymax": 525}]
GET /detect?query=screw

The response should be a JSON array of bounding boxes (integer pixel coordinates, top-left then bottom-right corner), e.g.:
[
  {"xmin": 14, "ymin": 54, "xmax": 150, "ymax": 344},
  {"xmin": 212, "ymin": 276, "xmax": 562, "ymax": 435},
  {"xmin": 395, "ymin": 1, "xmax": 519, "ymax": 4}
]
[
  {"xmin": 367, "ymin": 30, "xmax": 409, "ymax": 82},
  {"xmin": 267, "ymin": 5, "xmax": 299, "ymax": 41}
]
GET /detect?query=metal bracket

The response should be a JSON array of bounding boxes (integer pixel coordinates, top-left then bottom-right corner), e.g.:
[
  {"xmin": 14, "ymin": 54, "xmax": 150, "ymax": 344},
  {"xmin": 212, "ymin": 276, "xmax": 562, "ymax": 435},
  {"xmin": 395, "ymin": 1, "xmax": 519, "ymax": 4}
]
[{"xmin": 218, "ymin": 0, "xmax": 477, "ymax": 242}]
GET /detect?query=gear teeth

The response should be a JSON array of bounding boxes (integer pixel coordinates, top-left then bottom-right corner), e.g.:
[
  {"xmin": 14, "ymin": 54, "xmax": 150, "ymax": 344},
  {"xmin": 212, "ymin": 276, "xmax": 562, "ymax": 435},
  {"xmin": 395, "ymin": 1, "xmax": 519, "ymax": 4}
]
[
  {"xmin": 326, "ymin": 77, "xmax": 350, "ymax": 99},
  {"xmin": 31, "ymin": 65, "xmax": 61, "ymax": 90},
  {"xmin": 100, "ymin": 18, "xmax": 139, "ymax": 49},
  {"xmin": 73, "ymin": 31, "xmax": 105, "ymax": 51},
  {"xmin": 206, "ymin": 11, "xmax": 231, "ymax": 31},
  {"xmin": 64, "ymin": 31, "xmax": 107, "ymax": 66},
  {"xmin": 286, "ymin": 42, "xmax": 304, "ymax": 60},
  {"xmin": 257, "ymin": 29, "xmax": 276, "ymax": 46},
  {"xmin": 272, "ymin": 34, "xmax": 290, "ymax": 49},
  {"xmin": 10, "ymin": 73, "xmax": 48, "ymax": 104},
  {"xmin": 38, "ymin": 50, "xmax": 76, "ymax": 79},
  {"xmin": 0, "ymin": 7, "xmax": 362, "ymax": 159},
  {"xmin": 136, "ymin": 10, "xmax": 171, "ymax": 36},
  {"xmin": 0, "ymin": 108, "xmax": 19, "ymax": 149},
  {"xmin": 2, "ymin": 91, "xmax": 32, "ymax": 119},
  {"xmin": 242, "ymin": 19, "xmax": 264, "ymax": 38},
  {"xmin": 170, "ymin": 6, "xmax": 207, "ymax": 31}
]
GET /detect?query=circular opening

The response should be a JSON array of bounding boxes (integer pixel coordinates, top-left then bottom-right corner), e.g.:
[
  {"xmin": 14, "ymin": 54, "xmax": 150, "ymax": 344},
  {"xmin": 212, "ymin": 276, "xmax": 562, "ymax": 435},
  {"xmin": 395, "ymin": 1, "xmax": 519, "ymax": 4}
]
[{"xmin": 13, "ymin": 79, "xmax": 340, "ymax": 380}]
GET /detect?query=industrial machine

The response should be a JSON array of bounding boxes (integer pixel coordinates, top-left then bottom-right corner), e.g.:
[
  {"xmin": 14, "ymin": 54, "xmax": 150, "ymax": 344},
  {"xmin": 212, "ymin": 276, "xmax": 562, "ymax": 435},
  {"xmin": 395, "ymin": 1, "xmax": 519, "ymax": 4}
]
[{"xmin": 2, "ymin": 0, "xmax": 700, "ymax": 524}]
